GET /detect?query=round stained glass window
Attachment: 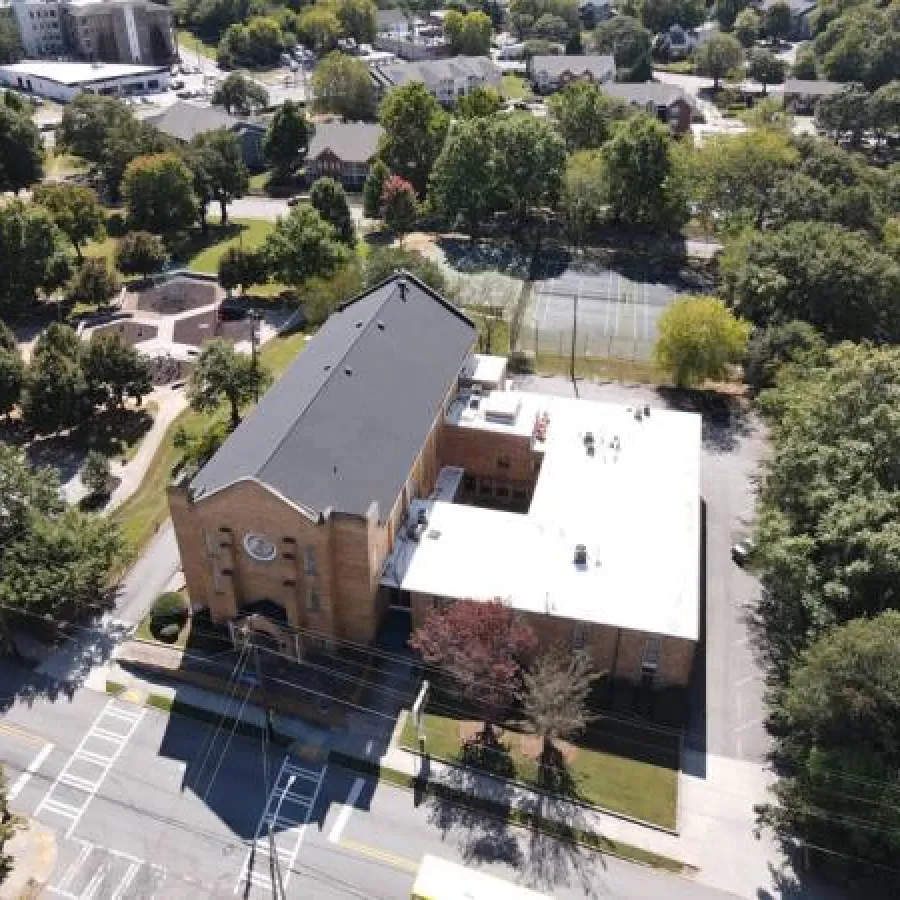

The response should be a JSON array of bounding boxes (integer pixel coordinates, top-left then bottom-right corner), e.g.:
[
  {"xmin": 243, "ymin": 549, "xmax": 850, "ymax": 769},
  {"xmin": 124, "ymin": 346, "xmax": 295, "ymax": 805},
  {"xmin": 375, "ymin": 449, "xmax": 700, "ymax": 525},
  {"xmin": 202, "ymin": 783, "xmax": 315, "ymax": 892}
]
[{"xmin": 243, "ymin": 532, "xmax": 277, "ymax": 562}]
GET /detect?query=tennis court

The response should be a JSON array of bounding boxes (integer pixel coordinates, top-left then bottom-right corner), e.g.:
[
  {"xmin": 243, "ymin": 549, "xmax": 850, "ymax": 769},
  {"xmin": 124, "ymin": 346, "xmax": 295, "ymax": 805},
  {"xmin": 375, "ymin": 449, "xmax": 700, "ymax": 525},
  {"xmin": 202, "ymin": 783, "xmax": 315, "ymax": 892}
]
[{"xmin": 526, "ymin": 268, "xmax": 679, "ymax": 362}]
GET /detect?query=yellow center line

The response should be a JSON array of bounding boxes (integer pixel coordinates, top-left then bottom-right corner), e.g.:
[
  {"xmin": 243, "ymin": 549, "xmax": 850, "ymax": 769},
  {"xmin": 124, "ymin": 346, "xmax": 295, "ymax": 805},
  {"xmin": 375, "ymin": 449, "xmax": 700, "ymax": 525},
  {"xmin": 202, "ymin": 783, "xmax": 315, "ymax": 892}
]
[
  {"xmin": 338, "ymin": 837, "xmax": 420, "ymax": 875},
  {"xmin": 0, "ymin": 721, "xmax": 46, "ymax": 746}
]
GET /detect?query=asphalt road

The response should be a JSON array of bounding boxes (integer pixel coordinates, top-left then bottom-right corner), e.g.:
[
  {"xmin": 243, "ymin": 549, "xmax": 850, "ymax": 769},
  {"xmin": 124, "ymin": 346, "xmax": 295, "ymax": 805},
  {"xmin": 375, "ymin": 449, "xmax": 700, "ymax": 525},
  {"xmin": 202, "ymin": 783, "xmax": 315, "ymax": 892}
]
[{"xmin": 0, "ymin": 675, "xmax": 740, "ymax": 899}]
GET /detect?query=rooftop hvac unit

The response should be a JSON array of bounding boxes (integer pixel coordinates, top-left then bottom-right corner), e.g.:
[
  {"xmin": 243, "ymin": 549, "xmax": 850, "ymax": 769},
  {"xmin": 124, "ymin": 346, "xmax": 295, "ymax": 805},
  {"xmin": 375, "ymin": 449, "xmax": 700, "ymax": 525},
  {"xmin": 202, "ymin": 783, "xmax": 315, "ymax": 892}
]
[
  {"xmin": 416, "ymin": 508, "xmax": 428, "ymax": 526},
  {"xmin": 574, "ymin": 544, "xmax": 588, "ymax": 566},
  {"xmin": 584, "ymin": 431, "xmax": 595, "ymax": 447}
]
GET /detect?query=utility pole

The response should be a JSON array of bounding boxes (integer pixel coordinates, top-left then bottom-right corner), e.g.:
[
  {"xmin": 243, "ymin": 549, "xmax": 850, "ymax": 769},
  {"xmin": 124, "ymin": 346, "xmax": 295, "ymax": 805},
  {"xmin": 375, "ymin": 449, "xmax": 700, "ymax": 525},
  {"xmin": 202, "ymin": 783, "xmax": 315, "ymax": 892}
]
[
  {"xmin": 251, "ymin": 638, "xmax": 285, "ymax": 900},
  {"xmin": 250, "ymin": 310, "xmax": 261, "ymax": 402}
]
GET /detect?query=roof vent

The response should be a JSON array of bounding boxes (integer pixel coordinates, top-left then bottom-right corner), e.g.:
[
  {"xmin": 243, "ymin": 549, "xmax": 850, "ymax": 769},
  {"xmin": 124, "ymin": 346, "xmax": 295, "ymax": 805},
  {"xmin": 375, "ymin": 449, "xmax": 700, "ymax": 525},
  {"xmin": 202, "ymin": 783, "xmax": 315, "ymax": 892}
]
[
  {"xmin": 324, "ymin": 364, "xmax": 331, "ymax": 371},
  {"xmin": 377, "ymin": 321, "xmax": 385, "ymax": 330},
  {"xmin": 574, "ymin": 544, "xmax": 588, "ymax": 566},
  {"xmin": 416, "ymin": 508, "xmax": 428, "ymax": 526},
  {"xmin": 644, "ymin": 404, "xmax": 650, "ymax": 416},
  {"xmin": 586, "ymin": 444, "xmax": 595, "ymax": 457},
  {"xmin": 398, "ymin": 278, "xmax": 408, "ymax": 301},
  {"xmin": 355, "ymin": 320, "xmax": 363, "ymax": 328},
  {"xmin": 635, "ymin": 408, "xmax": 643, "ymax": 422},
  {"xmin": 345, "ymin": 367, "xmax": 353, "ymax": 375}
]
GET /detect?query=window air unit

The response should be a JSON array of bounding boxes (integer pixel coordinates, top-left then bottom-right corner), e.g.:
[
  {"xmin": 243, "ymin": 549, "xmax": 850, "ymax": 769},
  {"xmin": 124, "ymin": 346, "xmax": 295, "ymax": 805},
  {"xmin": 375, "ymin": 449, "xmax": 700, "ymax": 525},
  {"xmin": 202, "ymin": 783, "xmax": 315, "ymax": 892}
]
[{"xmin": 574, "ymin": 544, "xmax": 588, "ymax": 565}]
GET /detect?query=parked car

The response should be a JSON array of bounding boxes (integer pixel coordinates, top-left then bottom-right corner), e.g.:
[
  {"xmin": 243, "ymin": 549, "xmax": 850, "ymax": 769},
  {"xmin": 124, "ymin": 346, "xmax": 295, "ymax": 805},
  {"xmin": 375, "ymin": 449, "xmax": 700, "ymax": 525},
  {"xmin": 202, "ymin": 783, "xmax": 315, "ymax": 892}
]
[
  {"xmin": 287, "ymin": 196, "xmax": 302, "ymax": 207},
  {"xmin": 731, "ymin": 538, "xmax": 754, "ymax": 567}
]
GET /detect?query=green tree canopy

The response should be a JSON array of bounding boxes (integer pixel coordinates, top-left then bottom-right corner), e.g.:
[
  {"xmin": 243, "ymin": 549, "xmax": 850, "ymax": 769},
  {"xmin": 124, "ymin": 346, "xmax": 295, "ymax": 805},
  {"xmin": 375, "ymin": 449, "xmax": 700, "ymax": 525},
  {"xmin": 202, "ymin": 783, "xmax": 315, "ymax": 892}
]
[
  {"xmin": 312, "ymin": 52, "xmax": 376, "ymax": 121},
  {"xmin": 188, "ymin": 338, "xmax": 271, "ymax": 428},
  {"xmin": 547, "ymin": 81, "xmax": 628, "ymax": 152},
  {"xmin": 763, "ymin": 0, "xmax": 792, "ymax": 44},
  {"xmin": 23, "ymin": 340, "xmax": 88, "ymax": 433},
  {"xmin": 382, "ymin": 175, "xmax": 418, "ymax": 240},
  {"xmin": 429, "ymin": 118, "xmax": 497, "ymax": 239},
  {"xmin": 310, "ymin": 177, "xmax": 356, "ymax": 245},
  {"xmin": 122, "ymin": 153, "xmax": 199, "ymax": 235},
  {"xmin": 378, "ymin": 82, "xmax": 449, "ymax": 196},
  {"xmin": 211, "ymin": 72, "xmax": 270, "ymax": 115},
  {"xmin": 335, "ymin": 0, "xmax": 376, "ymax": 43},
  {"xmin": 363, "ymin": 245, "xmax": 448, "ymax": 294},
  {"xmin": 743, "ymin": 320, "xmax": 826, "ymax": 395},
  {"xmin": 747, "ymin": 48, "xmax": 787, "ymax": 94},
  {"xmin": 792, "ymin": 44, "xmax": 818, "ymax": 79},
  {"xmin": 81, "ymin": 450, "xmax": 111, "ymax": 498},
  {"xmin": 295, "ymin": 6, "xmax": 341, "ymax": 54},
  {"xmin": 263, "ymin": 100, "xmax": 311, "ymax": 180},
  {"xmin": 590, "ymin": 15, "xmax": 652, "ymax": 82},
  {"xmin": 0, "ymin": 201, "xmax": 73, "ymax": 318},
  {"xmin": 444, "ymin": 10, "xmax": 492, "ymax": 55},
  {"xmin": 82, "ymin": 331, "xmax": 152, "ymax": 410},
  {"xmin": 695, "ymin": 32, "xmax": 744, "ymax": 90},
  {"xmin": 0, "ymin": 15, "xmax": 23, "ymax": 64},
  {"xmin": 720, "ymin": 221, "xmax": 900, "ymax": 341},
  {"xmin": 455, "ymin": 86, "xmax": 504, "ymax": 119},
  {"xmin": 217, "ymin": 246, "xmax": 269, "ymax": 294},
  {"xmin": 561, "ymin": 150, "xmax": 607, "ymax": 249},
  {"xmin": 115, "ymin": 231, "xmax": 168, "ymax": 279},
  {"xmin": 627, "ymin": 0, "xmax": 705, "ymax": 32},
  {"xmin": 814, "ymin": 82, "xmax": 872, "ymax": 144},
  {"xmin": 0, "ymin": 328, "xmax": 24, "ymax": 419},
  {"xmin": 0, "ymin": 444, "xmax": 62, "ymax": 548},
  {"xmin": 603, "ymin": 114, "xmax": 687, "ymax": 231},
  {"xmin": 188, "ymin": 128, "xmax": 248, "ymax": 227},
  {"xmin": 217, "ymin": 15, "xmax": 284, "ymax": 68},
  {"xmin": 33, "ymin": 183, "xmax": 106, "ymax": 262},
  {"xmin": 362, "ymin": 159, "xmax": 389, "ymax": 219},
  {"xmin": 0, "ymin": 102, "xmax": 43, "ymax": 193},
  {"xmin": 654, "ymin": 295, "xmax": 750, "ymax": 387},
  {"xmin": 734, "ymin": 8, "xmax": 761, "ymax": 47},
  {"xmin": 264, "ymin": 204, "xmax": 348, "ymax": 287},
  {"xmin": 67, "ymin": 258, "xmax": 122, "ymax": 309}
]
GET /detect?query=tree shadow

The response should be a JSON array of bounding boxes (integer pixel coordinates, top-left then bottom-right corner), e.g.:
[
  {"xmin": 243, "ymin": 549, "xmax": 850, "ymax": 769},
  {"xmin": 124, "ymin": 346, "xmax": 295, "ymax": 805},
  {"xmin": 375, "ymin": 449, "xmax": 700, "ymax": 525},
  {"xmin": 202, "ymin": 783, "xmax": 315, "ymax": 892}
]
[
  {"xmin": 656, "ymin": 386, "xmax": 756, "ymax": 455},
  {"xmin": 435, "ymin": 237, "xmax": 533, "ymax": 278},
  {"xmin": 459, "ymin": 731, "xmax": 517, "ymax": 781}
]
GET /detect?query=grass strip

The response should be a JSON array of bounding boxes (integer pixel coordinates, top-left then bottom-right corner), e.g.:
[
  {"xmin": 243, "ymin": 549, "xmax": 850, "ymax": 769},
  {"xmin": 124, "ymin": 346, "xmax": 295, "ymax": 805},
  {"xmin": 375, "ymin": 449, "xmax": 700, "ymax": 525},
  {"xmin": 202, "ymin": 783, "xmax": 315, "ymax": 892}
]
[
  {"xmin": 105, "ymin": 680, "xmax": 126, "ymax": 695},
  {"xmin": 328, "ymin": 751, "xmax": 685, "ymax": 873}
]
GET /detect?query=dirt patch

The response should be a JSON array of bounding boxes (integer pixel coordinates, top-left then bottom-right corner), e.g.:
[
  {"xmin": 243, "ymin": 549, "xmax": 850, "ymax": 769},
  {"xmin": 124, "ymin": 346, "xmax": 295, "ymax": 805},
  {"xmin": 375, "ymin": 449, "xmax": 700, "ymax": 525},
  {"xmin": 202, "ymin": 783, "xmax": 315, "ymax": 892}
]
[
  {"xmin": 518, "ymin": 733, "xmax": 577, "ymax": 765},
  {"xmin": 172, "ymin": 310, "xmax": 254, "ymax": 347},
  {"xmin": 136, "ymin": 276, "xmax": 222, "ymax": 314}
]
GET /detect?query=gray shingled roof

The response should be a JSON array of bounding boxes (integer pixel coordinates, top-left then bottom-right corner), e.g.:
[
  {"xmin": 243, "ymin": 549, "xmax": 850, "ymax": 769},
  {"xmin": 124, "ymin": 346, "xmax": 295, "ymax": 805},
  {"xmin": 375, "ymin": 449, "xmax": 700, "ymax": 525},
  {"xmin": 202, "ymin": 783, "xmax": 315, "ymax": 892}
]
[
  {"xmin": 530, "ymin": 55, "xmax": 616, "ymax": 81},
  {"xmin": 602, "ymin": 81, "xmax": 697, "ymax": 110},
  {"xmin": 782, "ymin": 79, "xmax": 843, "ymax": 96},
  {"xmin": 145, "ymin": 101, "xmax": 259, "ymax": 143},
  {"xmin": 190, "ymin": 274, "xmax": 476, "ymax": 519},
  {"xmin": 307, "ymin": 123, "xmax": 384, "ymax": 164},
  {"xmin": 374, "ymin": 56, "xmax": 501, "ymax": 90}
]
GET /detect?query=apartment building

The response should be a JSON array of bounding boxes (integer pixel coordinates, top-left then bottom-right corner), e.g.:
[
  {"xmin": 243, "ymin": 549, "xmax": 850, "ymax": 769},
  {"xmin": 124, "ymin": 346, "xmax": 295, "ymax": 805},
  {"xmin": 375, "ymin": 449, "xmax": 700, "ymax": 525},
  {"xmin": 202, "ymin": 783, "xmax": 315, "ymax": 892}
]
[
  {"xmin": 370, "ymin": 56, "xmax": 501, "ymax": 106},
  {"xmin": 2, "ymin": 0, "xmax": 174, "ymax": 65},
  {"xmin": 169, "ymin": 274, "xmax": 702, "ymax": 688}
]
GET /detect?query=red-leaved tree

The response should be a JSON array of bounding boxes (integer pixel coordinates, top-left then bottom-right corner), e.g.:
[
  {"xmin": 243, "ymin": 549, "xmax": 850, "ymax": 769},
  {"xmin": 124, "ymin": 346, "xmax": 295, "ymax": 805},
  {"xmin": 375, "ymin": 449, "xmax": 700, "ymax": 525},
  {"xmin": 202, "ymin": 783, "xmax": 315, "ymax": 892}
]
[
  {"xmin": 409, "ymin": 598, "xmax": 537, "ymax": 734},
  {"xmin": 381, "ymin": 175, "xmax": 418, "ymax": 244}
]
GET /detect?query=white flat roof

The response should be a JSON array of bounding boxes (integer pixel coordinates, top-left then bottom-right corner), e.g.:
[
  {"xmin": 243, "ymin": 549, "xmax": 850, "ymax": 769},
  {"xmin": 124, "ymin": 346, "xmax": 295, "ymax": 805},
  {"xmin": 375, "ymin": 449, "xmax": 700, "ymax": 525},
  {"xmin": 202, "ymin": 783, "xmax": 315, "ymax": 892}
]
[
  {"xmin": 1, "ymin": 60, "xmax": 167, "ymax": 86},
  {"xmin": 461, "ymin": 352, "xmax": 507, "ymax": 387},
  {"xmin": 383, "ymin": 392, "xmax": 702, "ymax": 641}
]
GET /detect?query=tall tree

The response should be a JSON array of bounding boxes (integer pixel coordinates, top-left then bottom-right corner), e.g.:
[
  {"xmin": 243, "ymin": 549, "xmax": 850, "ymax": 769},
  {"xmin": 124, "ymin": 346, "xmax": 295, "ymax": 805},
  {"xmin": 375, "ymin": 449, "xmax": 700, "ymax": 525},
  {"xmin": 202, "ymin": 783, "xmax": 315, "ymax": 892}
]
[
  {"xmin": 188, "ymin": 129, "xmax": 248, "ymax": 227},
  {"xmin": 0, "ymin": 507, "xmax": 124, "ymax": 621},
  {"xmin": 218, "ymin": 246, "xmax": 269, "ymax": 295},
  {"xmin": 217, "ymin": 16, "xmax": 285, "ymax": 68},
  {"xmin": 429, "ymin": 118, "xmax": 496, "ymax": 240},
  {"xmin": 519, "ymin": 650, "xmax": 597, "ymax": 785},
  {"xmin": 654, "ymin": 295, "xmax": 750, "ymax": 387},
  {"xmin": 591, "ymin": 15, "xmax": 652, "ymax": 82},
  {"xmin": 0, "ymin": 201, "xmax": 73, "ymax": 318},
  {"xmin": 381, "ymin": 175, "xmax": 418, "ymax": 243},
  {"xmin": 690, "ymin": 128, "xmax": 798, "ymax": 231},
  {"xmin": 264, "ymin": 205, "xmax": 348, "ymax": 287},
  {"xmin": 23, "ymin": 343, "xmax": 88, "ymax": 433},
  {"xmin": 33, "ymin": 183, "xmax": 106, "ymax": 262},
  {"xmin": 720, "ymin": 222, "xmax": 900, "ymax": 341},
  {"xmin": 263, "ymin": 100, "xmax": 311, "ymax": 181},
  {"xmin": 492, "ymin": 115, "xmax": 566, "ymax": 232},
  {"xmin": 211, "ymin": 72, "xmax": 269, "ymax": 115},
  {"xmin": 733, "ymin": 8, "xmax": 761, "ymax": 48},
  {"xmin": 0, "ymin": 15, "xmax": 23, "ymax": 64},
  {"xmin": 363, "ymin": 246, "xmax": 448, "ymax": 294},
  {"xmin": 455, "ymin": 86, "xmax": 503, "ymax": 119},
  {"xmin": 410, "ymin": 599, "xmax": 538, "ymax": 731},
  {"xmin": 310, "ymin": 178, "xmax": 356, "ymax": 245},
  {"xmin": 362, "ymin": 159, "xmax": 389, "ymax": 219},
  {"xmin": 0, "ymin": 103, "xmax": 43, "ymax": 193},
  {"xmin": 82, "ymin": 332, "xmax": 152, "ymax": 410},
  {"xmin": 0, "ymin": 323, "xmax": 24, "ymax": 419},
  {"xmin": 547, "ymin": 81, "xmax": 627, "ymax": 153},
  {"xmin": 312, "ymin": 52, "xmax": 376, "ymax": 121},
  {"xmin": 815, "ymin": 83, "xmax": 873, "ymax": 145},
  {"xmin": 115, "ymin": 231, "xmax": 168, "ymax": 280},
  {"xmin": 378, "ymin": 82, "xmax": 449, "ymax": 197},
  {"xmin": 759, "ymin": 612, "xmax": 900, "ymax": 884},
  {"xmin": 763, "ymin": 0, "xmax": 792, "ymax": 45},
  {"xmin": 742, "ymin": 320, "xmax": 826, "ymax": 396},
  {"xmin": 188, "ymin": 338, "xmax": 271, "ymax": 429},
  {"xmin": 122, "ymin": 153, "xmax": 199, "ymax": 235},
  {"xmin": 81, "ymin": 450, "xmax": 111, "ymax": 499},
  {"xmin": 444, "ymin": 10, "xmax": 493, "ymax": 55},
  {"xmin": 603, "ymin": 114, "xmax": 687, "ymax": 231},
  {"xmin": 295, "ymin": 6, "xmax": 341, "ymax": 54},
  {"xmin": 67, "ymin": 258, "xmax": 122, "ymax": 309},
  {"xmin": 747, "ymin": 48, "xmax": 787, "ymax": 95},
  {"xmin": 561, "ymin": 150, "xmax": 607, "ymax": 250},
  {"xmin": 0, "ymin": 444, "xmax": 62, "ymax": 548},
  {"xmin": 695, "ymin": 32, "xmax": 744, "ymax": 90},
  {"xmin": 335, "ymin": 0, "xmax": 377, "ymax": 43}
]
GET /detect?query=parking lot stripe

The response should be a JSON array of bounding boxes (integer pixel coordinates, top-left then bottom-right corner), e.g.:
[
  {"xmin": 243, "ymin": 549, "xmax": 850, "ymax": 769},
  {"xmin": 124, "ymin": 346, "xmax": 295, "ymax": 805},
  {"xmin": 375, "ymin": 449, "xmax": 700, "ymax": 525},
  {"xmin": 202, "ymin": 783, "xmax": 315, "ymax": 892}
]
[
  {"xmin": 284, "ymin": 763, "xmax": 320, "ymax": 781},
  {"xmin": 111, "ymin": 861, "xmax": 140, "ymax": 900},
  {"xmin": 328, "ymin": 777, "xmax": 364, "ymax": 844},
  {"xmin": 78, "ymin": 750, "xmax": 115, "ymax": 766},
  {"xmin": 59, "ymin": 772, "xmax": 100, "ymax": 792},
  {"xmin": 103, "ymin": 706, "xmax": 143, "ymax": 724},
  {"xmin": 0, "ymin": 721, "xmax": 46, "ymax": 746},
  {"xmin": 283, "ymin": 766, "xmax": 327, "ymax": 889},
  {"xmin": 9, "ymin": 741, "xmax": 55, "ymax": 801},
  {"xmin": 55, "ymin": 841, "xmax": 93, "ymax": 892},
  {"xmin": 40, "ymin": 798, "xmax": 83, "ymax": 819}
]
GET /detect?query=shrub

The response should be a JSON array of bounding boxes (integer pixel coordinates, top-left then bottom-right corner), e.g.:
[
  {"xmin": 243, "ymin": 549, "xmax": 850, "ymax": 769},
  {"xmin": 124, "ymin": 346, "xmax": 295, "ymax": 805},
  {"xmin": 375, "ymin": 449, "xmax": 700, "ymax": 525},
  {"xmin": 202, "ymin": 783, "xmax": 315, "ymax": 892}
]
[{"xmin": 150, "ymin": 591, "xmax": 188, "ymax": 626}]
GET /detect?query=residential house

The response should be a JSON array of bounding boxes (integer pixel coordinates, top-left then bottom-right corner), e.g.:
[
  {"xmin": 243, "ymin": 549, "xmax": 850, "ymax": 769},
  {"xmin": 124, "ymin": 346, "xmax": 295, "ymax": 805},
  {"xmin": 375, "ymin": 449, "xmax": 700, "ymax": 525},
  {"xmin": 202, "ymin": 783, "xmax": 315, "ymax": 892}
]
[
  {"xmin": 781, "ymin": 78, "xmax": 842, "ymax": 113},
  {"xmin": 370, "ymin": 56, "xmax": 501, "ymax": 107},
  {"xmin": 306, "ymin": 122, "xmax": 384, "ymax": 190},
  {"xmin": 169, "ymin": 273, "xmax": 702, "ymax": 688},
  {"xmin": 145, "ymin": 101, "xmax": 267, "ymax": 168},
  {"xmin": 578, "ymin": 0, "xmax": 613, "ymax": 26},
  {"xmin": 528, "ymin": 54, "xmax": 616, "ymax": 94},
  {"xmin": 602, "ymin": 82, "xmax": 701, "ymax": 136}
]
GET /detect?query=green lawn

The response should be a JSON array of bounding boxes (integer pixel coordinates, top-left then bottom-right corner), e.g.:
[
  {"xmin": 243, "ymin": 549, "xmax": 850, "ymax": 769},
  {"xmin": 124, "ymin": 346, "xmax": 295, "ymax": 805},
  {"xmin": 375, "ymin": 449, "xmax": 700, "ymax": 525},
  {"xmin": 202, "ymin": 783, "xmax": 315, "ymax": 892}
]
[
  {"xmin": 533, "ymin": 353, "xmax": 670, "ymax": 385},
  {"xmin": 401, "ymin": 710, "xmax": 679, "ymax": 829},
  {"xmin": 177, "ymin": 29, "xmax": 218, "ymax": 62},
  {"xmin": 112, "ymin": 330, "xmax": 308, "ymax": 557},
  {"xmin": 465, "ymin": 308, "xmax": 511, "ymax": 356},
  {"xmin": 502, "ymin": 74, "xmax": 531, "ymax": 101},
  {"xmin": 185, "ymin": 218, "xmax": 274, "ymax": 274}
]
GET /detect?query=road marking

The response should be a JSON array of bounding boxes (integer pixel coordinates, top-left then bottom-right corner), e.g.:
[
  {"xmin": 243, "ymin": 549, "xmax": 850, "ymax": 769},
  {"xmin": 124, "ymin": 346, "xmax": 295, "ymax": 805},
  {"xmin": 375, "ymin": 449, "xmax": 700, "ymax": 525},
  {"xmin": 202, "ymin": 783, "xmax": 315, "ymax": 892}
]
[
  {"xmin": 9, "ymin": 741, "xmax": 55, "ymax": 801},
  {"xmin": 0, "ymin": 721, "xmax": 46, "ymax": 746},
  {"xmin": 56, "ymin": 840, "xmax": 93, "ymax": 893},
  {"xmin": 111, "ymin": 861, "xmax": 140, "ymax": 900},
  {"xmin": 338, "ymin": 837, "xmax": 420, "ymax": 874},
  {"xmin": 328, "ymin": 777, "xmax": 364, "ymax": 843}
]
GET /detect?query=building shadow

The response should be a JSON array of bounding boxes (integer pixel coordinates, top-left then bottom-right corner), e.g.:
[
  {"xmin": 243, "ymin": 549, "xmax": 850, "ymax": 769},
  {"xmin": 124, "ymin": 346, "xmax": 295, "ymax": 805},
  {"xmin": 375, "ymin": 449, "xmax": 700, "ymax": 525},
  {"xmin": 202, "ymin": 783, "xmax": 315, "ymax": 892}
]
[{"xmin": 683, "ymin": 496, "xmax": 708, "ymax": 778}]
